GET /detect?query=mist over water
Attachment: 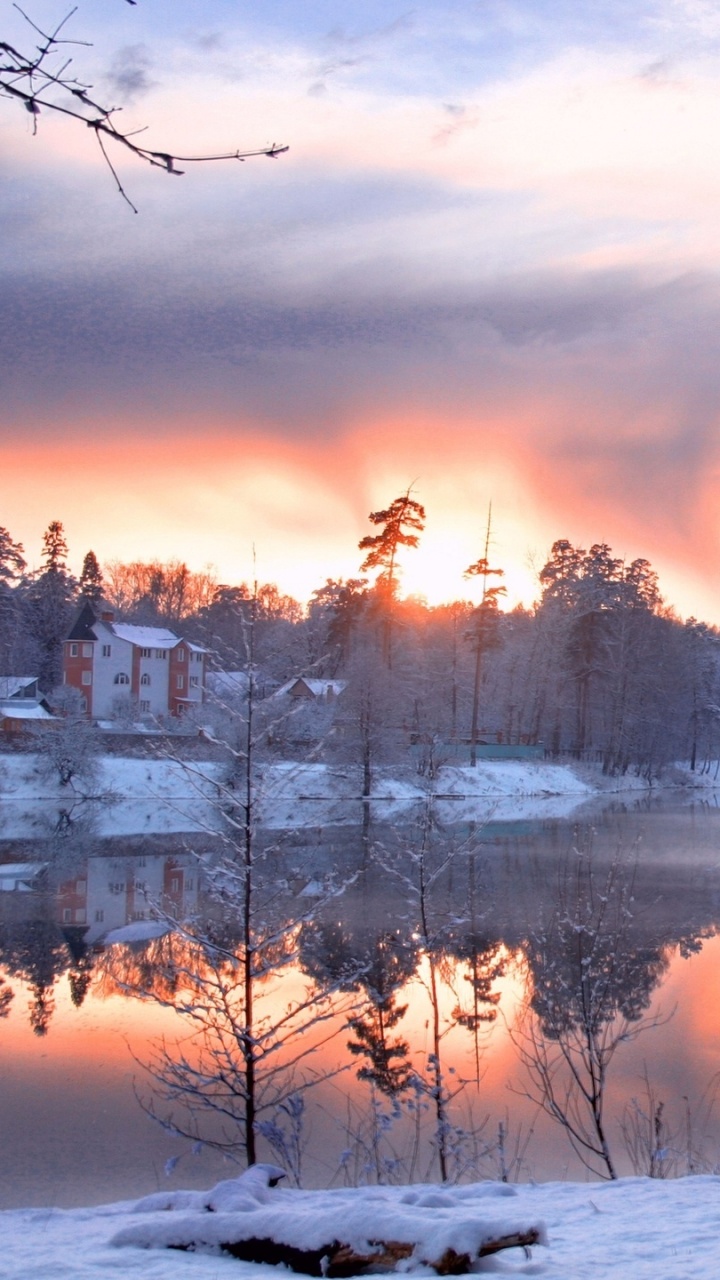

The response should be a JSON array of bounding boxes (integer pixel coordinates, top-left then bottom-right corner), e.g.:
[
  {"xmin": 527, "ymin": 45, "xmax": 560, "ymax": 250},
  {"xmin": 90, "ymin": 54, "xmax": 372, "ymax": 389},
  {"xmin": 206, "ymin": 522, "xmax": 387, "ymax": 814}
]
[{"xmin": 2, "ymin": 793, "xmax": 720, "ymax": 1206}]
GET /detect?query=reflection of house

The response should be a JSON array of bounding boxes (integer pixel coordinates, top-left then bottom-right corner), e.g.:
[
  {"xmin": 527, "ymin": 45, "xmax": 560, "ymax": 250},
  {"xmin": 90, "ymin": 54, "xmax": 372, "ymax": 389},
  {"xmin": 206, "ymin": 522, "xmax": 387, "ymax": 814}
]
[
  {"xmin": 0, "ymin": 862, "xmax": 48, "ymax": 892},
  {"xmin": 0, "ymin": 677, "xmax": 55, "ymax": 733},
  {"xmin": 63, "ymin": 603, "xmax": 207, "ymax": 720},
  {"xmin": 82, "ymin": 852, "xmax": 200, "ymax": 943},
  {"xmin": 275, "ymin": 678, "xmax": 347, "ymax": 701}
]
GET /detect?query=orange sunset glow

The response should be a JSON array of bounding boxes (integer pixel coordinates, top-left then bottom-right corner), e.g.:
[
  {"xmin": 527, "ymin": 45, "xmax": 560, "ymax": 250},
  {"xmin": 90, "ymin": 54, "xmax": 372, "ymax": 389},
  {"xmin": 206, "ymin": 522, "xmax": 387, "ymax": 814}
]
[
  {"xmin": 2, "ymin": 404, "xmax": 719, "ymax": 621},
  {"xmin": 3, "ymin": 0, "xmax": 720, "ymax": 625}
]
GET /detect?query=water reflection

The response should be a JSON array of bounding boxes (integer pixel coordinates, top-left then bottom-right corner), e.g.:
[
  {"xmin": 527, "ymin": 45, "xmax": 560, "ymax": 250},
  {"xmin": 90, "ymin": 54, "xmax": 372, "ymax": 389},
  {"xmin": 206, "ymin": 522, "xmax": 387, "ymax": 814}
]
[{"xmin": 1, "ymin": 797, "xmax": 720, "ymax": 1200}]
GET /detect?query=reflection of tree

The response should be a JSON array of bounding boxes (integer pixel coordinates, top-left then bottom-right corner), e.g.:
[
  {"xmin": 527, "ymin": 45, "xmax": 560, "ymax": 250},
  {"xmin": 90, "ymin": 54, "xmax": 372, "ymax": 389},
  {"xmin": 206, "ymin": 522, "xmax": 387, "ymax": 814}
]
[
  {"xmin": 451, "ymin": 935, "xmax": 505, "ymax": 1078},
  {"xmin": 347, "ymin": 932, "xmax": 418, "ymax": 1097},
  {"xmin": 374, "ymin": 810, "xmax": 485, "ymax": 1182},
  {"xmin": 299, "ymin": 915, "xmax": 418, "ymax": 1099},
  {"xmin": 448, "ymin": 852, "xmax": 506, "ymax": 1080},
  {"xmin": 0, "ymin": 973, "xmax": 14, "ymax": 1020},
  {"xmin": 513, "ymin": 843, "xmax": 671, "ymax": 1179},
  {"xmin": 1, "ymin": 917, "xmax": 70, "ymax": 1037}
]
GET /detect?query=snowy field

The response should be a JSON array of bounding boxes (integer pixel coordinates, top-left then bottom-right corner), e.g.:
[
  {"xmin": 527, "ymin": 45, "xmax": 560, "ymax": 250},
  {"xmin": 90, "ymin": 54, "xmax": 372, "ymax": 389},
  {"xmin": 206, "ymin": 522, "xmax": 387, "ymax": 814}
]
[{"xmin": 2, "ymin": 1167, "xmax": 719, "ymax": 1280}]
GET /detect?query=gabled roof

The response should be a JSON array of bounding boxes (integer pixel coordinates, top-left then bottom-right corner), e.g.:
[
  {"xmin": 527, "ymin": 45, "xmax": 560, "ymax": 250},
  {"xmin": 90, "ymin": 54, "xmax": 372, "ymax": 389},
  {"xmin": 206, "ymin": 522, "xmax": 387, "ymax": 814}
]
[
  {"xmin": 66, "ymin": 600, "xmax": 98, "ymax": 643},
  {"xmin": 275, "ymin": 677, "xmax": 347, "ymax": 698},
  {"xmin": 206, "ymin": 670, "xmax": 250, "ymax": 695},
  {"xmin": 0, "ymin": 676, "xmax": 39, "ymax": 700}
]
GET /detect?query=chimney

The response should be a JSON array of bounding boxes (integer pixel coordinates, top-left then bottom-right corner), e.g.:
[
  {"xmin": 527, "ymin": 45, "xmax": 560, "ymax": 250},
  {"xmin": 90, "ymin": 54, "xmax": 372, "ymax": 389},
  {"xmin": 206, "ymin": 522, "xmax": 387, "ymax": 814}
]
[{"xmin": 100, "ymin": 610, "xmax": 115, "ymax": 623}]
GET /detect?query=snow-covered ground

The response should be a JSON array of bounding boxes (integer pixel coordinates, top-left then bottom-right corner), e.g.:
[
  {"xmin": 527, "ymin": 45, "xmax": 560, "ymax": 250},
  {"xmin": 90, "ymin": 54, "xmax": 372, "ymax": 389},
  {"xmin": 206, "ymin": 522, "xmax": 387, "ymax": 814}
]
[
  {"xmin": 0, "ymin": 753, "xmax": 599, "ymax": 839},
  {"xmin": 1, "ymin": 750, "xmax": 716, "ymax": 839},
  {"xmin": 2, "ymin": 1166, "xmax": 720, "ymax": 1280}
]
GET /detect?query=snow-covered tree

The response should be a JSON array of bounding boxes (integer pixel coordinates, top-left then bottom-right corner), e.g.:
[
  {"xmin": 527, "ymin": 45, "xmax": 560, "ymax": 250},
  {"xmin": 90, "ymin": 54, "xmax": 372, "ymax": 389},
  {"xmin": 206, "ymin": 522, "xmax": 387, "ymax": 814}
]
[{"xmin": 25, "ymin": 521, "xmax": 77, "ymax": 689}]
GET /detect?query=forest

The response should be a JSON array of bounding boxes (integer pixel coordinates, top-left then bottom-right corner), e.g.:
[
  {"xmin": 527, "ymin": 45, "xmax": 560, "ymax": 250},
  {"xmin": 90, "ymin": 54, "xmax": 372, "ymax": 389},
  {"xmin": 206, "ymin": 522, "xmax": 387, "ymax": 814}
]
[{"xmin": 1, "ymin": 495, "xmax": 719, "ymax": 780}]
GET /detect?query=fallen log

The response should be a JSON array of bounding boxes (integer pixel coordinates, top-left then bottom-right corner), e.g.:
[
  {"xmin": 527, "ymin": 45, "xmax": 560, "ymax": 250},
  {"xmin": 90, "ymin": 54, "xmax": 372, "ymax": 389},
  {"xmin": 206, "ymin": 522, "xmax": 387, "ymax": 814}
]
[
  {"xmin": 203, "ymin": 1226, "xmax": 542, "ymax": 1274},
  {"xmin": 113, "ymin": 1165, "xmax": 547, "ymax": 1273}
]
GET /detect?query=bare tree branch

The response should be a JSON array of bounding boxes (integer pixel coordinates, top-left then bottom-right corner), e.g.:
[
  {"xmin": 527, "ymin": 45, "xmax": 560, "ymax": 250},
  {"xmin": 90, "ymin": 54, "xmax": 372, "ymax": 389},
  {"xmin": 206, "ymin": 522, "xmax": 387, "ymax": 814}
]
[{"xmin": 1, "ymin": 5, "xmax": 288, "ymax": 209}]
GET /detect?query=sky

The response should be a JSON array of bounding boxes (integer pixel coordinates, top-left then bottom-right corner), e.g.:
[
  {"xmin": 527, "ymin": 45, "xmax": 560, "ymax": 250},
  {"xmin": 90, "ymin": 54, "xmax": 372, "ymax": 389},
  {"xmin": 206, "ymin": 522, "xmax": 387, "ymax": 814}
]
[{"xmin": 2, "ymin": 0, "xmax": 720, "ymax": 618}]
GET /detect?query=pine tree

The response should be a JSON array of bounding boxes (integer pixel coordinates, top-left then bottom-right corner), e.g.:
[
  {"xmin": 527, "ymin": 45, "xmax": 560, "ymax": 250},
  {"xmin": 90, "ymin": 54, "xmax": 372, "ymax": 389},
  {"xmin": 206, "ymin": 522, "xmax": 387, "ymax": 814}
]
[
  {"xmin": 359, "ymin": 489, "xmax": 425, "ymax": 666},
  {"xmin": 26, "ymin": 521, "xmax": 77, "ymax": 690},
  {"xmin": 78, "ymin": 550, "xmax": 104, "ymax": 606},
  {"xmin": 0, "ymin": 526, "xmax": 27, "ymax": 671}
]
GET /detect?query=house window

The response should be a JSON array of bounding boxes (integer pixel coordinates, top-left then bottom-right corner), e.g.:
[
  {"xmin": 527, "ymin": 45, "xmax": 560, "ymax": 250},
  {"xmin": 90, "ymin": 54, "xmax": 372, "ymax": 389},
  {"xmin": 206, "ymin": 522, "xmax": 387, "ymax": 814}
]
[
  {"xmin": 140, "ymin": 673, "xmax": 150, "ymax": 686},
  {"xmin": 101, "ymin": 644, "xmax": 112, "ymax": 657},
  {"xmin": 63, "ymin": 908, "xmax": 72, "ymax": 923},
  {"xmin": 176, "ymin": 675, "xmax": 184, "ymax": 690},
  {"xmin": 177, "ymin": 648, "xmax": 185, "ymax": 662},
  {"xmin": 141, "ymin": 648, "xmax": 152, "ymax": 658},
  {"xmin": 95, "ymin": 909, "xmax": 104, "ymax": 923},
  {"xmin": 80, "ymin": 697, "xmax": 87, "ymax": 713},
  {"xmin": 75, "ymin": 908, "xmax": 86, "ymax": 924},
  {"xmin": 190, "ymin": 676, "xmax": 199, "ymax": 688},
  {"xmin": 82, "ymin": 643, "xmax": 93, "ymax": 657},
  {"xmin": 114, "ymin": 673, "xmax": 130, "ymax": 685},
  {"xmin": 76, "ymin": 879, "xmax": 86, "ymax": 893},
  {"xmin": 81, "ymin": 671, "xmax": 92, "ymax": 686},
  {"xmin": 69, "ymin": 642, "xmax": 78, "ymax": 657},
  {"xmin": 140, "ymin": 700, "xmax": 151, "ymax": 713},
  {"xmin": 156, "ymin": 649, "xmax": 167, "ymax": 660}
]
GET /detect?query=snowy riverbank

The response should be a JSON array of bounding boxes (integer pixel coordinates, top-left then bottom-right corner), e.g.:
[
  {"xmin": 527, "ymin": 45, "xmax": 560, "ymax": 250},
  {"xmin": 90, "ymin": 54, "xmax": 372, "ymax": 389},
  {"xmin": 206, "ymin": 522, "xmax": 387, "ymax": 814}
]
[
  {"xmin": 0, "ymin": 752, "xmax": 715, "ymax": 839},
  {"xmin": 2, "ymin": 1170, "xmax": 720, "ymax": 1280}
]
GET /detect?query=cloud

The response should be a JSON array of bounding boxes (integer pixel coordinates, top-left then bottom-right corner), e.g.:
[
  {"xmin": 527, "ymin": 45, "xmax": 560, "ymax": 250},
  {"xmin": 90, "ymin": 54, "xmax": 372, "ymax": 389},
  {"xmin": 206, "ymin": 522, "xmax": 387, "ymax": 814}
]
[{"xmin": 104, "ymin": 44, "xmax": 156, "ymax": 102}]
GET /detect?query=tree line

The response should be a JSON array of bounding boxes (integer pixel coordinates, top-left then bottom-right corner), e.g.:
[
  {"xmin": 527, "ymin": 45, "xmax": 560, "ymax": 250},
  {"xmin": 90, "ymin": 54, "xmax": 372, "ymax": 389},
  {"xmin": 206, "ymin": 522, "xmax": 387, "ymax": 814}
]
[{"xmin": 2, "ymin": 504, "xmax": 719, "ymax": 777}]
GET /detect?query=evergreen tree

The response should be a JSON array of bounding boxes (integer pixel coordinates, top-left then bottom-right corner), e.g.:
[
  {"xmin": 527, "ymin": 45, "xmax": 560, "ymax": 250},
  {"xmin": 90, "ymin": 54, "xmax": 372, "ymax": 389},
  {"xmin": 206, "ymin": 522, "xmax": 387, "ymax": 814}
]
[
  {"xmin": 359, "ymin": 489, "xmax": 425, "ymax": 666},
  {"xmin": 78, "ymin": 550, "xmax": 104, "ymax": 606},
  {"xmin": 26, "ymin": 521, "xmax": 77, "ymax": 690},
  {"xmin": 0, "ymin": 525, "xmax": 27, "ymax": 671}
]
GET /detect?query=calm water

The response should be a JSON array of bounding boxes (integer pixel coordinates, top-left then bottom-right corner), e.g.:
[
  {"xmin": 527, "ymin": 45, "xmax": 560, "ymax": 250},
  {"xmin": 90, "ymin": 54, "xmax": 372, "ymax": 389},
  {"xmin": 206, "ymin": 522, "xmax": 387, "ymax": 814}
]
[{"xmin": 2, "ymin": 791, "xmax": 720, "ymax": 1206}]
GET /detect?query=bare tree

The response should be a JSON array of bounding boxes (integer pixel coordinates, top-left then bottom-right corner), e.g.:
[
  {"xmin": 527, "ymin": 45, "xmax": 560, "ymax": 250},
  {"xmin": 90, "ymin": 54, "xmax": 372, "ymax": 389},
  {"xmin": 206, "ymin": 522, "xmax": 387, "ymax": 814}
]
[
  {"xmin": 463, "ymin": 507, "xmax": 506, "ymax": 767},
  {"xmin": 105, "ymin": 584, "xmax": 357, "ymax": 1173},
  {"xmin": 1, "ymin": 5, "xmax": 288, "ymax": 211},
  {"xmin": 359, "ymin": 489, "xmax": 425, "ymax": 667}
]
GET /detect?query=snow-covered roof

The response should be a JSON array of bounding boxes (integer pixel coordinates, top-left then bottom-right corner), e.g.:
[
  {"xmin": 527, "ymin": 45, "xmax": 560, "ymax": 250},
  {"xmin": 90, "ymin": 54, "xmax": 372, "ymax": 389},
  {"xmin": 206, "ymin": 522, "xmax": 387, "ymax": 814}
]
[
  {"xmin": 0, "ymin": 701, "xmax": 54, "ymax": 721},
  {"xmin": 0, "ymin": 676, "xmax": 39, "ymax": 699},
  {"xmin": 275, "ymin": 677, "xmax": 347, "ymax": 698},
  {"xmin": 103, "ymin": 921, "xmax": 171, "ymax": 945},
  {"xmin": 0, "ymin": 861, "xmax": 48, "ymax": 891},
  {"xmin": 110, "ymin": 624, "xmax": 179, "ymax": 649}
]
